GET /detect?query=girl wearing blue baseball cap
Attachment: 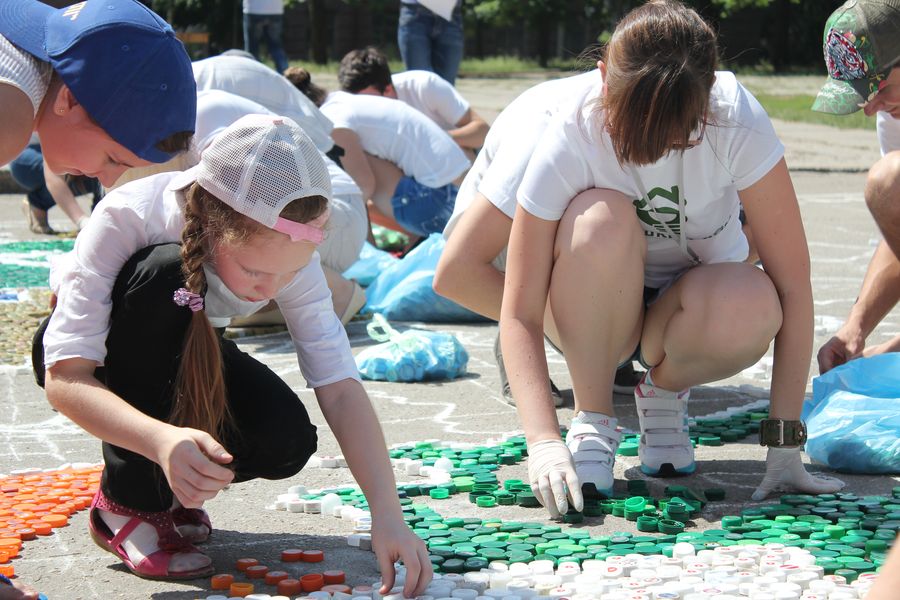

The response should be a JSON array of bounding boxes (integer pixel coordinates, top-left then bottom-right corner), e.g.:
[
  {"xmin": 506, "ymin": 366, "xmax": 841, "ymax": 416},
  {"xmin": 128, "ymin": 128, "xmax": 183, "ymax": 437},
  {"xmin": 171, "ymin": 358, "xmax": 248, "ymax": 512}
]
[
  {"xmin": 0, "ymin": 0, "xmax": 196, "ymax": 188},
  {"xmin": 500, "ymin": 0, "xmax": 846, "ymax": 518}
]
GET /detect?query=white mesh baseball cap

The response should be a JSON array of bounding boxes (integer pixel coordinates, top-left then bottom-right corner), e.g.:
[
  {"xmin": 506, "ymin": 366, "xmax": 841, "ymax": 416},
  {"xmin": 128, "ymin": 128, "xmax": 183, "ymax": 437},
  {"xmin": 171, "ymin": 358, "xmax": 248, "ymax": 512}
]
[{"xmin": 194, "ymin": 113, "xmax": 332, "ymax": 240}]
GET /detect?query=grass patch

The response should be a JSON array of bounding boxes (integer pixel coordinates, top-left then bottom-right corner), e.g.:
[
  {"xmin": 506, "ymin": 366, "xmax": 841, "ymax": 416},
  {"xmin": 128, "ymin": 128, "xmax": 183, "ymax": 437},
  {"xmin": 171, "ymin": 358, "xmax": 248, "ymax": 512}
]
[
  {"xmin": 458, "ymin": 55, "xmax": 582, "ymax": 74},
  {"xmin": 755, "ymin": 94, "xmax": 875, "ymax": 130},
  {"xmin": 289, "ymin": 55, "xmax": 584, "ymax": 77}
]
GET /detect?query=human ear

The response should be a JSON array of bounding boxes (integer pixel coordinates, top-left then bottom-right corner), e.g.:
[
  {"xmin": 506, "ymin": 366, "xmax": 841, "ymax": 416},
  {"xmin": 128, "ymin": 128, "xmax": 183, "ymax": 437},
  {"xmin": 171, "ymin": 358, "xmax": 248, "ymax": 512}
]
[{"xmin": 52, "ymin": 84, "xmax": 79, "ymax": 116}]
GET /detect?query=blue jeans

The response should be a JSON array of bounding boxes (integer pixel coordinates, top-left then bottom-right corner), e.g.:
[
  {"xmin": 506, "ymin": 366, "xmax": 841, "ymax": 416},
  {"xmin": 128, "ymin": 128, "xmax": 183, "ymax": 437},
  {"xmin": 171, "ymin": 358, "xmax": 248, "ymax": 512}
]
[
  {"xmin": 243, "ymin": 13, "xmax": 289, "ymax": 74},
  {"xmin": 397, "ymin": 2, "xmax": 464, "ymax": 85},
  {"xmin": 391, "ymin": 176, "xmax": 458, "ymax": 237},
  {"xmin": 9, "ymin": 144, "xmax": 102, "ymax": 211}
]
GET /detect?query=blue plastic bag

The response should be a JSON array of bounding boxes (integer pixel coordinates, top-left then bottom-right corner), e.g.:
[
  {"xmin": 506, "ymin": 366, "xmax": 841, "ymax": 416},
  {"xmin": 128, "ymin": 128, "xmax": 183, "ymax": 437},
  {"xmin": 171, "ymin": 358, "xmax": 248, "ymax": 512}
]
[
  {"xmin": 362, "ymin": 233, "xmax": 489, "ymax": 323},
  {"xmin": 802, "ymin": 354, "xmax": 900, "ymax": 473},
  {"xmin": 356, "ymin": 314, "xmax": 469, "ymax": 382},
  {"xmin": 342, "ymin": 242, "xmax": 398, "ymax": 287}
]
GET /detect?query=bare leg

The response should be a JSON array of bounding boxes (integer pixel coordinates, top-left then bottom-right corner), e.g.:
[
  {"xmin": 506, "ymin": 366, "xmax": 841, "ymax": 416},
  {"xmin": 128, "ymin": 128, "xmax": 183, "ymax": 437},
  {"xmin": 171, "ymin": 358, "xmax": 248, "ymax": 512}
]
[
  {"xmin": 367, "ymin": 154, "xmax": 404, "ymax": 223},
  {"xmin": 640, "ymin": 262, "xmax": 782, "ymax": 391},
  {"xmin": 866, "ymin": 151, "xmax": 900, "ymax": 258},
  {"xmin": 550, "ymin": 189, "xmax": 646, "ymax": 416}
]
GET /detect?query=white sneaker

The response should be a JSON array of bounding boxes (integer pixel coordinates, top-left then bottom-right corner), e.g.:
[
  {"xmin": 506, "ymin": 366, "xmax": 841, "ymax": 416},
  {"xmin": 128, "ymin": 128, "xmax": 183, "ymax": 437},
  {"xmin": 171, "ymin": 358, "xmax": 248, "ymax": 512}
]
[
  {"xmin": 635, "ymin": 372, "xmax": 695, "ymax": 476},
  {"xmin": 565, "ymin": 412, "xmax": 620, "ymax": 498}
]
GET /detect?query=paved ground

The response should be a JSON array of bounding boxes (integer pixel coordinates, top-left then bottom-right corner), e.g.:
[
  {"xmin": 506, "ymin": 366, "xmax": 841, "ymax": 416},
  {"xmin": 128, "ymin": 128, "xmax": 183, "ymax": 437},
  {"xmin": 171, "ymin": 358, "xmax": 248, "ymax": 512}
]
[{"xmin": 0, "ymin": 75, "xmax": 897, "ymax": 599}]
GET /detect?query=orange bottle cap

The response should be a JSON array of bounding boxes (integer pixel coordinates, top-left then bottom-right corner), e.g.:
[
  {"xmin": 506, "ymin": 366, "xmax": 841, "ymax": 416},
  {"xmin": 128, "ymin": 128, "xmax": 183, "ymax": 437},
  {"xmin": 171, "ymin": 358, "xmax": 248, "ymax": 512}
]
[
  {"xmin": 323, "ymin": 570, "xmax": 346, "ymax": 584},
  {"xmin": 210, "ymin": 573, "xmax": 234, "ymax": 590},
  {"xmin": 277, "ymin": 578, "xmax": 303, "ymax": 596},
  {"xmin": 30, "ymin": 522, "xmax": 52, "ymax": 536},
  {"xmin": 245, "ymin": 564, "xmax": 269, "ymax": 579},
  {"xmin": 0, "ymin": 538, "xmax": 21, "ymax": 549},
  {"xmin": 229, "ymin": 581, "xmax": 254, "ymax": 597},
  {"xmin": 16, "ymin": 528, "xmax": 35, "ymax": 541},
  {"xmin": 322, "ymin": 584, "xmax": 353, "ymax": 594},
  {"xmin": 235, "ymin": 557, "xmax": 259, "ymax": 571},
  {"xmin": 40, "ymin": 514, "xmax": 68, "ymax": 528},
  {"xmin": 0, "ymin": 565, "xmax": 12, "ymax": 577},
  {"xmin": 301, "ymin": 549, "xmax": 325, "ymax": 562},
  {"xmin": 300, "ymin": 572, "xmax": 325, "ymax": 592},
  {"xmin": 264, "ymin": 570, "xmax": 290, "ymax": 585},
  {"xmin": 281, "ymin": 548, "xmax": 304, "ymax": 562},
  {"xmin": 0, "ymin": 551, "xmax": 8, "ymax": 564}
]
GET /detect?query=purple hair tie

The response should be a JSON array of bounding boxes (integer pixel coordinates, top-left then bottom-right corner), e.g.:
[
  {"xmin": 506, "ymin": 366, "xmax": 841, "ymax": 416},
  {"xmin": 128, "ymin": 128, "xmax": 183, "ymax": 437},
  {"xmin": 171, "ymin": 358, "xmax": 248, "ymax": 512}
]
[{"xmin": 173, "ymin": 288, "xmax": 204, "ymax": 312}]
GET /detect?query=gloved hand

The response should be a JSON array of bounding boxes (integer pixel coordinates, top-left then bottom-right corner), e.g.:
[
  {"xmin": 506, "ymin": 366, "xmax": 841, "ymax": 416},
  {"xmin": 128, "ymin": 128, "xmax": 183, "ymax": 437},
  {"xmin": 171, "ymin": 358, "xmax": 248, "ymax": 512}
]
[
  {"xmin": 527, "ymin": 439, "xmax": 582, "ymax": 519},
  {"xmin": 751, "ymin": 446, "xmax": 845, "ymax": 501}
]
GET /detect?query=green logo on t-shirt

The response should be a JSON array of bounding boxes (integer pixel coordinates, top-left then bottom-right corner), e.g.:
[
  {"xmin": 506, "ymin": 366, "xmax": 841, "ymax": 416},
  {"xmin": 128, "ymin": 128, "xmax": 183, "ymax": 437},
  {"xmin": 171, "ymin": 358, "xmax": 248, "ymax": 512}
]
[{"xmin": 633, "ymin": 185, "xmax": 686, "ymax": 237}]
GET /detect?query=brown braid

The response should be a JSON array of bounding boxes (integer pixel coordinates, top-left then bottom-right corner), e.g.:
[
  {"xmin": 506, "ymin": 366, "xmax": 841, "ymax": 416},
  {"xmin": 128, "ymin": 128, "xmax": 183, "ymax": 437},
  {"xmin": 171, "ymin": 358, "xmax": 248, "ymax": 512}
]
[
  {"xmin": 171, "ymin": 183, "xmax": 231, "ymax": 438},
  {"xmin": 169, "ymin": 182, "xmax": 329, "ymax": 436}
]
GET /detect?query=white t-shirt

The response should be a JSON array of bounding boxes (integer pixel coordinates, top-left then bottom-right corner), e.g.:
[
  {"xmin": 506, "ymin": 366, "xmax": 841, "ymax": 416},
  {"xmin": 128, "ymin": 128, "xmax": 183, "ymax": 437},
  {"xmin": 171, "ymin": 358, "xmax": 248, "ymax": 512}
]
[
  {"xmin": 445, "ymin": 70, "xmax": 602, "ymax": 238},
  {"xmin": 320, "ymin": 91, "xmax": 470, "ymax": 187},
  {"xmin": 877, "ymin": 112, "xmax": 900, "ymax": 155},
  {"xmin": 192, "ymin": 56, "xmax": 334, "ymax": 153},
  {"xmin": 44, "ymin": 170, "xmax": 359, "ymax": 388},
  {"xmin": 0, "ymin": 34, "xmax": 51, "ymax": 116},
  {"xmin": 243, "ymin": 0, "xmax": 284, "ymax": 14},
  {"xmin": 393, "ymin": 70, "xmax": 468, "ymax": 130},
  {"xmin": 518, "ymin": 71, "xmax": 784, "ymax": 289}
]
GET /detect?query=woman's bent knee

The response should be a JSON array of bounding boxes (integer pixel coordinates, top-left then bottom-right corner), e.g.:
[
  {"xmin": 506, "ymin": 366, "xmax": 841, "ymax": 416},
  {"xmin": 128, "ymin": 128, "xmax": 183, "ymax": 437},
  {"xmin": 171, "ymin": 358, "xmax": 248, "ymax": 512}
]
[{"xmin": 556, "ymin": 189, "xmax": 644, "ymax": 262}]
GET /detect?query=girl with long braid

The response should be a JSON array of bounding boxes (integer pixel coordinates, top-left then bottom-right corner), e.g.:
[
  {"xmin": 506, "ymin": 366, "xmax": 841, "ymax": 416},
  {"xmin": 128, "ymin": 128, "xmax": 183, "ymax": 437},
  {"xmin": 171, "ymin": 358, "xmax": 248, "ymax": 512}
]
[{"xmin": 33, "ymin": 114, "xmax": 431, "ymax": 591}]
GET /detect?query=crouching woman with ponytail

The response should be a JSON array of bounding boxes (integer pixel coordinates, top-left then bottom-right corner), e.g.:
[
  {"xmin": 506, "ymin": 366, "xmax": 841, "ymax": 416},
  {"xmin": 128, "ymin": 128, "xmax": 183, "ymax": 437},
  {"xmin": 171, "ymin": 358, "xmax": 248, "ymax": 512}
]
[{"xmin": 34, "ymin": 114, "xmax": 432, "ymax": 593}]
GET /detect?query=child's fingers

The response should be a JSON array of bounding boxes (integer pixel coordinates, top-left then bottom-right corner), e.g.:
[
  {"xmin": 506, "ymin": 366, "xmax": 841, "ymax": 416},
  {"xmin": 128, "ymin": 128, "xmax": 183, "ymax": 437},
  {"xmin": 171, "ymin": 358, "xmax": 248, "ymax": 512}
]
[
  {"xmin": 190, "ymin": 453, "xmax": 235, "ymax": 485},
  {"xmin": 402, "ymin": 544, "xmax": 433, "ymax": 598},
  {"xmin": 376, "ymin": 549, "xmax": 395, "ymax": 595},
  {"xmin": 193, "ymin": 432, "xmax": 234, "ymax": 464}
]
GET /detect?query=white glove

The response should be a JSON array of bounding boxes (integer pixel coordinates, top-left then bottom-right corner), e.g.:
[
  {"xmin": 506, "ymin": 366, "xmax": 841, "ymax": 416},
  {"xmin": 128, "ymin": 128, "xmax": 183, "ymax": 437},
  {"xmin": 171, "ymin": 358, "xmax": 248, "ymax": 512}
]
[
  {"xmin": 751, "ymin": 446, "xmax": 845, "ymax": 501},
  {"xmin": 527, "ymin": 439, "xmax": 582, "ymax": 518}
]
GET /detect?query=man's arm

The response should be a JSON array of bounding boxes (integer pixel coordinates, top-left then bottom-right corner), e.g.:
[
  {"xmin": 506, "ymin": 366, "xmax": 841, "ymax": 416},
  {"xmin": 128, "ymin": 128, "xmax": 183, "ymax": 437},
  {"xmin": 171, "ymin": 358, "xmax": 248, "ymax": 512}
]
[
  {"xmin": 817, "ymin": 240, "xmax": 900, "ymax": 373},
  {"xmin": 448, "ymin": 108, "xmax": 489, "ymax": 150}
]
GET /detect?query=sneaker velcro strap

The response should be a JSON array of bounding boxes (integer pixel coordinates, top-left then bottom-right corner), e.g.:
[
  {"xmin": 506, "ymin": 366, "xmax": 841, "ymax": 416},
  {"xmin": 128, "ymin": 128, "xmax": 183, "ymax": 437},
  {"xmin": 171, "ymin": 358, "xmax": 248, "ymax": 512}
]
[
  {"xmin": 570, "ymin": 438, "xmax": 617, "ymax": 457},
  {"xmin": 568, "ymin": 422, "xmax": 621, "ymax": 444},
  {"xmin": 635, "ymin": 396, "xmax": 687, "ymax": 412},
  {"xmin": 570, "ymin": 448, "xmax": 615, "ymax": 467},
  {"xmin": 640, "ymin": 414, "xmax": 687, "ymax": 431},
  {"xmin": 642, "ymin": 431, "xmax": 691, "ymax": 447}
]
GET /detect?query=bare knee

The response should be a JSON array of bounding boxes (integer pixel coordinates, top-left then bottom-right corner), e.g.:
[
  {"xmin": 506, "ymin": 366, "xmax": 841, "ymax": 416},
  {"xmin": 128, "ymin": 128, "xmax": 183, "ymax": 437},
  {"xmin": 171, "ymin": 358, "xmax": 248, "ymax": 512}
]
[
  {"xmin": 720, "ymin": 266, "xmax": 782, "ymax": 354},
  {"xmin": 865, "ymin": 152, "xmax": 900, "ymax": 223},
  {"xmin": 685, "ymin": 264, "xmax": 782, "ymax": 359},
  {"xmin": 555, "ymin": 189, "xmax": 645, "ymax": 266}
]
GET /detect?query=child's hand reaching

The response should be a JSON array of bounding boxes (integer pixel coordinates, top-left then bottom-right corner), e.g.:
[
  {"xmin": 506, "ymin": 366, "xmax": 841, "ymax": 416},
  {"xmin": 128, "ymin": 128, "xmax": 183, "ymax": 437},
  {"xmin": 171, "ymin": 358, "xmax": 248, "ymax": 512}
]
[
  {"xmin": 154, "ymin": 427, "xmax": 234, "ymax": 508},
  {"xmin": 372, "ymin": 515, "xmax": 433, "ymax": 598}
]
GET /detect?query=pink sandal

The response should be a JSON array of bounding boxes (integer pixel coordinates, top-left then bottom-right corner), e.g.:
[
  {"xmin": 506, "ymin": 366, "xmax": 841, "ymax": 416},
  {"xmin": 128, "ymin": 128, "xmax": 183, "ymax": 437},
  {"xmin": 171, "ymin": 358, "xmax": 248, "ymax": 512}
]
[
  {"xmin": 88, "ymin": 490, "xmax": 214, "ymax": 581},
  {"xmin": 171, "ymin": 506, "xmax": 212, "ymax": 544}
]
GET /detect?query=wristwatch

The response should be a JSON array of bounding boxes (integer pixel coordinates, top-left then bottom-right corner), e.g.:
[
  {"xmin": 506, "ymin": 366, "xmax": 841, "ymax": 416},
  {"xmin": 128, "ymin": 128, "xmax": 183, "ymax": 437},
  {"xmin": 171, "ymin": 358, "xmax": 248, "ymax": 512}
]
[{"xmin": 758, "ymin": 419, "xmax": 807, "ymax": 447}]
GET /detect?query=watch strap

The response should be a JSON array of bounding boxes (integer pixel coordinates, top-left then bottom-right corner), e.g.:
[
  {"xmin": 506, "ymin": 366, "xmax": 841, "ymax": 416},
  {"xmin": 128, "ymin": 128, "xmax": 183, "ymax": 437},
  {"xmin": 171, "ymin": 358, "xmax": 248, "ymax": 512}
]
[{"xmin": 758, "ymin": 419, "xmax": 807, "ymax": 447}]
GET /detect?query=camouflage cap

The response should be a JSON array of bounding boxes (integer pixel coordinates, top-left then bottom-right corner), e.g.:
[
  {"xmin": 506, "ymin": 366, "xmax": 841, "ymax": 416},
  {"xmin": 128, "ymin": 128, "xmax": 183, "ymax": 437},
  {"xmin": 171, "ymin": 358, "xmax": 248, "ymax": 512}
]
[{"xmin": 812, "ymin": 0, "xmax": 900, "ymax": 114}]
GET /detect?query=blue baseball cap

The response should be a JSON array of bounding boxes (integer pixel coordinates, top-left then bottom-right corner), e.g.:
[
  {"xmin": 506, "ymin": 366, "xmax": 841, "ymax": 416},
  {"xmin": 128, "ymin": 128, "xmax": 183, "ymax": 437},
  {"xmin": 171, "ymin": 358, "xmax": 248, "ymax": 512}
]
[{"xmin": 0, "ymin": 0, "xmax": 196, "ymax": 163}]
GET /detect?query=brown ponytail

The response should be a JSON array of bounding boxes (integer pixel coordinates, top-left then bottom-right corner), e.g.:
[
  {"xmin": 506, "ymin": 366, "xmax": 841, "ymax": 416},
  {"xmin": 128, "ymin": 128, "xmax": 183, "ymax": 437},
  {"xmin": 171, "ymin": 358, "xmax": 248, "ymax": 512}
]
[
  {"xmin": 171, "ymin": 183, "xmax": 231, "ymax": 438},
  {"xmin": 597, "ymin": 0, "xmax": 718, "ymax": 165},
  {"xmin": 284, "ymin": 67, "xmax": 328, "ymax": 107}
]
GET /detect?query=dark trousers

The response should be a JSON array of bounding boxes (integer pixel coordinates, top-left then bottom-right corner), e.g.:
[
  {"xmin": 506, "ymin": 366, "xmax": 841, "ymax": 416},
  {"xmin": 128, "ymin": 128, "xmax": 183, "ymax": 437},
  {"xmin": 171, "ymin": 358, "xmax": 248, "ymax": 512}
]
[{"xmin": 33, "ymin": 244, "xmax": 317, "ymax": 512}]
